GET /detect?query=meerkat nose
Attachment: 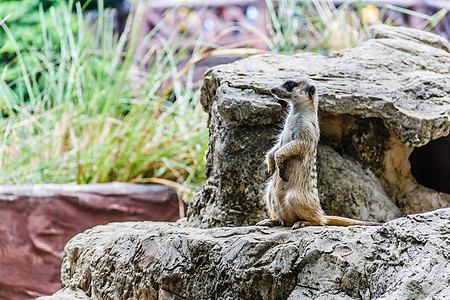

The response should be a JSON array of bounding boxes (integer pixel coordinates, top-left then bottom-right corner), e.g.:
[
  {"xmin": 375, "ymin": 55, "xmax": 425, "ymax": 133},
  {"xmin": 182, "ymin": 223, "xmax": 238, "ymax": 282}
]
[{"xmin": 270, "ymin": 88, "xmax": 276, "ymax": 94}]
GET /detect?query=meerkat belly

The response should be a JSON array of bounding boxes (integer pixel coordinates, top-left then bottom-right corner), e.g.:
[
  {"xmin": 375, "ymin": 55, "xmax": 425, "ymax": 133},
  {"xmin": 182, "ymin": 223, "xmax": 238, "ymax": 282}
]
[
  {"xmin": 279, "ymin": 155, "xmax": 320, "ymax": 223},
  {"xmin": 285, "ymin": 154, "xmax": 316, "ymax": 186}
]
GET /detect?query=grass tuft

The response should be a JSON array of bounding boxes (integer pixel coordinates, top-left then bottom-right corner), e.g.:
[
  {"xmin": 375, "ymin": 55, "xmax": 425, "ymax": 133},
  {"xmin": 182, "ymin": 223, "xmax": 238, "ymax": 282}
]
[{"xmin": 0, "ymin": 2, "xmax": 210, "ymax": 200}]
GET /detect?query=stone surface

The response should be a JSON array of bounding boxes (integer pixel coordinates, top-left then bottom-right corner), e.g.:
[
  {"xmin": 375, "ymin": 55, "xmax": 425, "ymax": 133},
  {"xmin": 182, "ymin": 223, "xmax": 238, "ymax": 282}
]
[
  {"xmin": 40, "ymin": 208, "xmax": 450, "ymax": 300},
  {"xmin": 0, "ymin": 183, "xmax": 179, "ymax": 300},
  {"xmin": 316, "ymin": 144, "xmax": 401, "ymax": 223},
  {"xmin": 187, "ymin": 25, "xmax": 450, "ymax": 228}
]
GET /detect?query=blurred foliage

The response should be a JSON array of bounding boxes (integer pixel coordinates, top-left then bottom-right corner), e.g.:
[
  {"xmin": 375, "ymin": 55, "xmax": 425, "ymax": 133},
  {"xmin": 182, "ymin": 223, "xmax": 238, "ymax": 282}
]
[
  {"xmin": 0, "ymin": 2, "xmax": 209, "ymax": 201},
  {"xmin": 78, "ymin": 0, "xmax": 123, "ymax": 9},
  {"xmin": 0, "ymin": 0, "xmax": 77, "ymax": 84},
  {"xmin": 264, "ymin": 0, "xmax": 448, "ymax": 54},
  {"xmin": 0, "ymin": 0, "xmax": 121, "ymax": 85}
]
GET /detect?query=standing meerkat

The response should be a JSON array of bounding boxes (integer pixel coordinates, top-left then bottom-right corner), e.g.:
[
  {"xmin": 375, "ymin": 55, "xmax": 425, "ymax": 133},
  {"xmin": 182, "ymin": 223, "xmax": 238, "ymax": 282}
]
[{"xmin": 257, "ymin": 78, "xmax": 380, "ymax": 229}]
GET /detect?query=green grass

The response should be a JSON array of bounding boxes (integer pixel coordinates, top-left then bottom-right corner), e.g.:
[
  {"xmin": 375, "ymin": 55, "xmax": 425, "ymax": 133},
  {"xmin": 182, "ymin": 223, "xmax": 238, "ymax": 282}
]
[
  {"xmin": 0, "ymin": 1, "xmax": 208, "ymax": 198},
  {"xmin": 0, "ymin": 0, "xmax": 76, "ymax": 83}
]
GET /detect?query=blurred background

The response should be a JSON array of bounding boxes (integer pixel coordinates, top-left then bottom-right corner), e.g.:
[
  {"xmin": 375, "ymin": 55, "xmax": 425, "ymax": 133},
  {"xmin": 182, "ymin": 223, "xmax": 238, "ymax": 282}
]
[{"xmin": 0, "ymin": 0, "xmax": 448, "ymax": 298}]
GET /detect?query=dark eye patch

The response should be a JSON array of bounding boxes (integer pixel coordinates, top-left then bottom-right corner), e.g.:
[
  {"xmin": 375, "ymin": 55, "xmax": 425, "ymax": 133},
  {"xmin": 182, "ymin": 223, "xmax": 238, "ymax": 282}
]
[
  {"xmin": 307, "ymin": 85, "xmax": 316, "ymax": 98},
  {"xmin": 283, "ymin": 80, "xmax": 298, "ymax": 92}
]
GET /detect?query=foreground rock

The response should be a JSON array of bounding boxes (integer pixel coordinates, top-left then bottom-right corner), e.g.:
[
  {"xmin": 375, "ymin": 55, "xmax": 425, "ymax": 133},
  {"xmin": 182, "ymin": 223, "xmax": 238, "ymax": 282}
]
[
  {"xmin": 40, "ymin": 208, "xmax": 449, "ymax": 300},
  {"xmin": 187, "ymin": 25, "xmax": 450, "ymax": 228}
]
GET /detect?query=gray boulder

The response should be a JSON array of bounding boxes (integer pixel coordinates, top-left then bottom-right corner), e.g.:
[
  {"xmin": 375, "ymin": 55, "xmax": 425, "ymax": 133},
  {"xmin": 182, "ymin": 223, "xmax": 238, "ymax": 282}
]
[
  {"xmin": 38, "ymin": 208, "xmax": 450, "ymax": 299},
  {"xmin": 187, "ymin": 25, "xmax": 450, "ymax": 228}
]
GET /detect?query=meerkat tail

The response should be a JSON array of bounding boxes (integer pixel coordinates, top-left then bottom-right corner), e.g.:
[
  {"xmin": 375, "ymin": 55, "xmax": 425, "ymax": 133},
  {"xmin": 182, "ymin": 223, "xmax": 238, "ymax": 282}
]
[{"xmin": 325, "ymin": 216, "xmax": 382, "ymax": 226}]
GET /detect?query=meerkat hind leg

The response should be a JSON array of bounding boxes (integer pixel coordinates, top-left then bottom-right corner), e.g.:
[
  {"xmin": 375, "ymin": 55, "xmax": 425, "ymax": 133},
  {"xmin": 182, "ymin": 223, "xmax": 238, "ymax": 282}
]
[
  {"xmin": 292, "ymin": 219, "xmax": 325, "ymax": 230},
  {"xmin": 256, "ymin": 219, "xmax": 281, "ymax": 227}
]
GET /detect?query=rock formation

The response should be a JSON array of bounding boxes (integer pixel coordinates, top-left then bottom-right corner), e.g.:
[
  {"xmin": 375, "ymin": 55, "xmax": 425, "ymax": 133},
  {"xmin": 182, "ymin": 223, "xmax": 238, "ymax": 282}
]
[
  {"xmin": 38, "ymin": 208, "xmax": 450, "ymax": 299},
  {"xmin": 39, "ymin": 25, "xmax": 450, "ymax": 300},
  {"xmin": 187, "ymin": 24, "xmax": 449, "ymax": 228}
]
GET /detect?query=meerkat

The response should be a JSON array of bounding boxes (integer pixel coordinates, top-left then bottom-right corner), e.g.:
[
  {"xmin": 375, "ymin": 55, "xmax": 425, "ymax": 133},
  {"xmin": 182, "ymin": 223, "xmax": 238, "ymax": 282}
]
[{"xmin": 257, "ymin": 78, "xmax": 380, "ymax": 229}]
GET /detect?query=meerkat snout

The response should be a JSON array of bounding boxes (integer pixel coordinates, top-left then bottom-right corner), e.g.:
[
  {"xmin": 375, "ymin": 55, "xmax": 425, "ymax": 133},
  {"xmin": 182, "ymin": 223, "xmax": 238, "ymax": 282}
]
[
  {"xmin": 270, "ymin": 78, "xmax": 318, "ymax": 112},
  {"xmin": 270, "ymin": 80, "xmax": 298, "ymax": 100}
]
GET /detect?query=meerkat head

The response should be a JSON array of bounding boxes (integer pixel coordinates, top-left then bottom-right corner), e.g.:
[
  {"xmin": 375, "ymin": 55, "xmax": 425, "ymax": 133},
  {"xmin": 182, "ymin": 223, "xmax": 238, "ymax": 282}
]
[{"xmin": 270, "ymin": 78, "xmax": 318, "ymax": 112}]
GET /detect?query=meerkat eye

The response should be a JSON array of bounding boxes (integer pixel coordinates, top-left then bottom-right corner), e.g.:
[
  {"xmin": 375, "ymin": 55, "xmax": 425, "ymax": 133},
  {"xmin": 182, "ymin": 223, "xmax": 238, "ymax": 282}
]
[
  {"xmin": 307, "ymin": 85, "xmax": 316, "ymax": 98},
  {"xmin": 283, "ymin": 81, "xmax": 298, "ymax": 92}
]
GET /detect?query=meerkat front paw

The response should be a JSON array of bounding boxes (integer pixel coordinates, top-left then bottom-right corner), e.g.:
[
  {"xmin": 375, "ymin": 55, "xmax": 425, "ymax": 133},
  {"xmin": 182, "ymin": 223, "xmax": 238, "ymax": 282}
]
[
  {"xmin": 267, "ymin": 152, "xmax": 276, "ymax": 175},
  {"xmin": 274, "ymin": 152, "xmax": 288, "ymax": 180},
  {"xmin": 278, "ymin": 164, "xmax": 288, "ymax": 181}
]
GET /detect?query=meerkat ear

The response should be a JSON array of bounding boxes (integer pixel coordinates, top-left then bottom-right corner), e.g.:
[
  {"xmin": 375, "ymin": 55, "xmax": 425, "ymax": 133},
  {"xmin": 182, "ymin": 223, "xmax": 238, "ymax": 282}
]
[{"xmin": 307, "ymin": 85, "xmax": 316, "ymax": 98}]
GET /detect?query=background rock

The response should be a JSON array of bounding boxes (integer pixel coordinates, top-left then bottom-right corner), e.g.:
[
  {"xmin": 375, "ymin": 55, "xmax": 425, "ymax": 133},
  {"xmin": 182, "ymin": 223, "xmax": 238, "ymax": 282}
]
[
  {"xmin": 317, "ymin": 144, "xmax": 401, "ymax": 223},
  {"xmin": 0, "ymin": 183, "xmax": 179, "ymax": 300},
  {"xmin": 187, "ymin": 25, "xmax": 450, "ymax": 228},
  {"xmin": 40, "ymin": 208, "xmax": 450, "ymax": 300}
]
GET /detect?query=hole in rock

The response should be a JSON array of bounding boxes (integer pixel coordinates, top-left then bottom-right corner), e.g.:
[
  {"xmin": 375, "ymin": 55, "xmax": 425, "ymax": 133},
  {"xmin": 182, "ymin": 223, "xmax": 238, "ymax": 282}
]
[{"xmin": 409, "ymin": 135, "xmax": 450, "ymax": 194}]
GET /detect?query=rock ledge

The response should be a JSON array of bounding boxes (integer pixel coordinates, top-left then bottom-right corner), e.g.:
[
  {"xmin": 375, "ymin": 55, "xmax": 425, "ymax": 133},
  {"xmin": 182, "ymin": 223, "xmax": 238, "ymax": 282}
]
[{"xmin": 41, "ymin": 208, "xmax": 449, "ymax": 300}]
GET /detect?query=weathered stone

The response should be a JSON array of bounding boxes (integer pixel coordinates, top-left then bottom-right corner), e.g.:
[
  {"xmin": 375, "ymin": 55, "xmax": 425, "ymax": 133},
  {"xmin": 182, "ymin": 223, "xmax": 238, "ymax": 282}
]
[
  {"xmin": 39, "ymin": 208, "xmax": 450, "ymax": 300},
  {"xmin": 317, "ymin": 144, "xmax": 401, "ymax": 222},
  {"xmin": 217, "ymin": 84, "xmax": 286, "ymax": 126},
  {"xmin": 188, "ymin": 25, "xmax": 450, "ymax": 228}
]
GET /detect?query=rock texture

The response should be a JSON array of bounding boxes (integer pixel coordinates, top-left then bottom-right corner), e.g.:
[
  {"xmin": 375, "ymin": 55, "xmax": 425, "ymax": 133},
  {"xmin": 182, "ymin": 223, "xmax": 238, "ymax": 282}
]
[
  {"xmin": 0, "ymin": 183, "xmax": 179, "ymax": 300},
  {"xmin": 187, "ymin": 25, "xmax": 450, "ymax": 228},
  {"xmin": 39, "ymin": 208, "xmax": 450, "ymax": 300},
  {"xmin": 316, "ymin": 144, "xmax": 401, "ymax": 223}
]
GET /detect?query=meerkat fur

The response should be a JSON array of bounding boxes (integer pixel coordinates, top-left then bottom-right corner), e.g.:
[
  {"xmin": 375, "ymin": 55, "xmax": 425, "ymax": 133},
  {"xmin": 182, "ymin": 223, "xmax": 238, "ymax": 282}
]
[{"xmin": 256, "ymin": 78, "xmax": 380, "ymax": 229}]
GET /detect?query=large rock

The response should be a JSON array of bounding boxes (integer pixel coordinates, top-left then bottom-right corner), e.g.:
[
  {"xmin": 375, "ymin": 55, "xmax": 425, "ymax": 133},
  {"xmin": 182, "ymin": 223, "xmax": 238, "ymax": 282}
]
[
  {"xmin": 39, "ymin": 208, "xmax": 450, "ymax": 300},
  {"xmin": 187, "ymin": 25, "xmax": 450, "ymax": 228}
]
